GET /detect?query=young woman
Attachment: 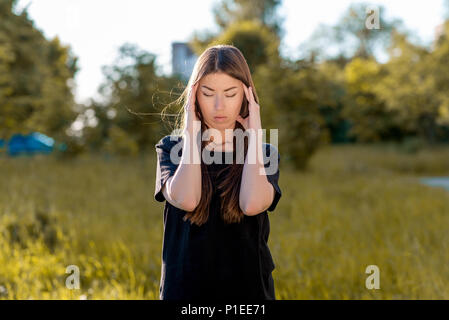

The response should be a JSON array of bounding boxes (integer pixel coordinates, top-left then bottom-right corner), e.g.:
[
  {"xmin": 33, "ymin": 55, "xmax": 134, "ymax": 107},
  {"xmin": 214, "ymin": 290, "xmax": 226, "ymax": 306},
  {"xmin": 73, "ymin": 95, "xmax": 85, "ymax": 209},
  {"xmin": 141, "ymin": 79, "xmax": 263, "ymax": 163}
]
[{"xmin": 154, "ymin": 44, "xmax": 282, "ymax": 301}]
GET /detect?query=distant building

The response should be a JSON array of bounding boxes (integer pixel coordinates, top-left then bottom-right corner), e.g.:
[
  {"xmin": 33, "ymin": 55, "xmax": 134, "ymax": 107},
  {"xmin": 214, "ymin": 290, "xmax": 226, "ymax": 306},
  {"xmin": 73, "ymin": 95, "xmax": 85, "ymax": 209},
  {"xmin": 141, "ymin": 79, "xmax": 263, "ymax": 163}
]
[{"xmin": 171, "ymin": 42, "xmax": 198, "ymax": 81}]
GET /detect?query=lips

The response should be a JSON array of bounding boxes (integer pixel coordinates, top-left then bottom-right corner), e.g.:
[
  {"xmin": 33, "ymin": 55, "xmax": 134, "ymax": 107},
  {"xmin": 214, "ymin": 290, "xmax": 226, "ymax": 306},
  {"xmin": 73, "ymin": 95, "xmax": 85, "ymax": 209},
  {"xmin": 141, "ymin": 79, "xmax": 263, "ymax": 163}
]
[{"xmin": 214, "ymin": 116, "xmax": 227, "ymax": 121}]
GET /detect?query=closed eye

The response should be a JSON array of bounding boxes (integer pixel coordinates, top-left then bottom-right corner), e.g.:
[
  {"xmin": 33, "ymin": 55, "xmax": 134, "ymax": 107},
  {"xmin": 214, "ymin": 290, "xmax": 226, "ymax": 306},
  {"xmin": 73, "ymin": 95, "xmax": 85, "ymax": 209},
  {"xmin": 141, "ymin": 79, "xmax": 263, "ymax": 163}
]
[{"xmin": 203, "ymin": 93, "xmax": 236, "ymax": 98}]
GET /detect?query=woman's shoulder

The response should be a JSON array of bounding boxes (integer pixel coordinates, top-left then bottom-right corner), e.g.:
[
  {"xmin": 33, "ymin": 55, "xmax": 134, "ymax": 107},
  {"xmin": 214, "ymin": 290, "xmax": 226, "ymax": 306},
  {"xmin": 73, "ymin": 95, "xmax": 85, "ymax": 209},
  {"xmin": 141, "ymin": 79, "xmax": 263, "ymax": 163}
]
[
  {"xmin": 262, "ymin": 143, "xmax": 280, "ymax": 157},
  {"xmin": 262, "ymin": 143, "xmax": 280, "ymax": 174},
  {"xmin": 155, "ymin": 134, "xmax": 183, "ymax": 151}
]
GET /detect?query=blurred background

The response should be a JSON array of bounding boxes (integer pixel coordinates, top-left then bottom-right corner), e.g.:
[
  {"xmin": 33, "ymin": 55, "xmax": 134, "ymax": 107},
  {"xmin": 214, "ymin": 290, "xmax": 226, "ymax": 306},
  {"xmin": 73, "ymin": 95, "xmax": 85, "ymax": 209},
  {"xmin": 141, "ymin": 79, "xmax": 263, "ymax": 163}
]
[{"xmin": 1, "ymin": 0, "xmax": 449, "ymax": 299}]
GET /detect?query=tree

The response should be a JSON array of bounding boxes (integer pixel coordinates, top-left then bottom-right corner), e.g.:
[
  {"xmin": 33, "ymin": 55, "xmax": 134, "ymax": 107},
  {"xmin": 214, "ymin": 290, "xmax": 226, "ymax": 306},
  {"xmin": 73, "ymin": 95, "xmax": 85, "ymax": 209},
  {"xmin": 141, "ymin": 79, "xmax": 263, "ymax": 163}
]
[
  {"xmin": 317, "ymin": 60, "xmax": 354, "ymax": 143},
  {"xmin": 208, "ymin": 19, "xmax": 281, "ymax": 74},
  {"xmin": 300, "ymin": 2, "xmax": 403, "ymax": 61},
  {"xmin": 0, "ymin": 0, "xmax": 79, "ymax": 142},
  {"xmin": 190, "ymin": 0, "xmax": 284, "ymax": 55},
  {"xmin": 86, "ymin": 43, "xmax": 180, "ymax": 154},
  {"xmin": 427, "ymin": 20, "xmax": 449, "ymax": 140},
  {"xmin": 343, "ymin": 57, "xmax": 402, "ymax": 142},
  {"xmin": 212, "ymin": 0, "xmax": 283, "ymax": 37},
  {"xmin": 254, "ymin": 56, "xmax": 331, "ymax": 170},
  {"xmin": 374, "ymin": 30, "xmax": 439, "ymax": 143}
]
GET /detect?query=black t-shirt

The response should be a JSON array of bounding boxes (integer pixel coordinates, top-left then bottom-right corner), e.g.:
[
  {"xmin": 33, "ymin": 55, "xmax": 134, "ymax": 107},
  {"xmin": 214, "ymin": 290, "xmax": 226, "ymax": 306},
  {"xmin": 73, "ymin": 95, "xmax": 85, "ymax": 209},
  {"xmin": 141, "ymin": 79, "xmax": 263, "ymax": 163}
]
[{"xmin": 154, "ymin": 134, "xmax": 282, "ymax": 301}]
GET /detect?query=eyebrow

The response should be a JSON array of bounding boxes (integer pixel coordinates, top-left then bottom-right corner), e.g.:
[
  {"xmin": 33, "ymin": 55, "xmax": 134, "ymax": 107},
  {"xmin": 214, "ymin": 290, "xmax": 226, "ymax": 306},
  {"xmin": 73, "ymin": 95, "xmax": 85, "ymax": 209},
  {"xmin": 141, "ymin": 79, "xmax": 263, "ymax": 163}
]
[{"xmin": 201, "ymin": 85, "xmax": 237, "ymax": 92}]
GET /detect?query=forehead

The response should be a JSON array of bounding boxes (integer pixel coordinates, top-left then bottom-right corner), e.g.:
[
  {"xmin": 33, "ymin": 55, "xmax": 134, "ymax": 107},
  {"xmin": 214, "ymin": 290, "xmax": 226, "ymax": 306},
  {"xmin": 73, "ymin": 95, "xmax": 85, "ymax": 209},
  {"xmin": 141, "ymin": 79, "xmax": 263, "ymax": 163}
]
[{"xmin": 199, "ymin": 72, "xmax": 240, "ymax": 89}]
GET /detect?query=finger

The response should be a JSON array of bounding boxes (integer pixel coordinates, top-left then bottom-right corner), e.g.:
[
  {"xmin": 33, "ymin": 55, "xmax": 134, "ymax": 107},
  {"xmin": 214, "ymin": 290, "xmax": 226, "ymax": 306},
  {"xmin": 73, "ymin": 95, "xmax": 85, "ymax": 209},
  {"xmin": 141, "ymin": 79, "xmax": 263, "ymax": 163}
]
[
  {"xmin": 242, "ymin": 82, "xmax": 249, "ymax": 102},
  {"xmin": 186, "ymin": 84, "xmax": 197, "ymax": 112},
  {"xmin": 249, "ymin": 86, "xmax": 255, "ymax": 104},
  {"xmin": 189, "ymin": 83, "xmax": 198, "ymax": 105}
]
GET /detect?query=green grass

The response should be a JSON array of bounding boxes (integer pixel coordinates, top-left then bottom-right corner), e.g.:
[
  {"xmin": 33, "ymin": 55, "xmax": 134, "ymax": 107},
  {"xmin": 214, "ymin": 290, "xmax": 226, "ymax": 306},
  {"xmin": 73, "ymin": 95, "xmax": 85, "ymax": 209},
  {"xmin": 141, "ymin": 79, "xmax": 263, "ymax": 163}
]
[{"xmin": 1, "ymin": 143, "xmax": 449, "ymax": 299}]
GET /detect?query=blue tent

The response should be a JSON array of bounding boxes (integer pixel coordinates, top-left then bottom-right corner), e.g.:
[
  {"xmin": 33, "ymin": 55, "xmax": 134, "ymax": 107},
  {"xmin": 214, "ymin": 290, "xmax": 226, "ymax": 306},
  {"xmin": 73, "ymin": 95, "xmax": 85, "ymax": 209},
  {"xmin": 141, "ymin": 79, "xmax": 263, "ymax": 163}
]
[{"xmin": 3, "ymin": 132, "xmax": 55, "ymax": 156}]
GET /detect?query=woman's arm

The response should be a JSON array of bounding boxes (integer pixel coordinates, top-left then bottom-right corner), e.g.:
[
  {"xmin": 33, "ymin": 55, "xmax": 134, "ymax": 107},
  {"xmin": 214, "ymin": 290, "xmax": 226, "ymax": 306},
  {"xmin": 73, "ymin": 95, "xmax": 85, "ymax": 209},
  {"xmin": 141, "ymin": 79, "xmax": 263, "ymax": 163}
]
[
  {"xmin": 237, "ymin": 84, "xmax": 275, "ymax": 216},
  {"xmin": 162, "ymin": 126, "xmax": 202, "ymax": 212},
  {"xmin": 162, "ymin": 82, "xmax": 202, "ymax": 212},
  {"xmin": 239, "ymin": 131, "xmax": 275, "ymax": 216}
]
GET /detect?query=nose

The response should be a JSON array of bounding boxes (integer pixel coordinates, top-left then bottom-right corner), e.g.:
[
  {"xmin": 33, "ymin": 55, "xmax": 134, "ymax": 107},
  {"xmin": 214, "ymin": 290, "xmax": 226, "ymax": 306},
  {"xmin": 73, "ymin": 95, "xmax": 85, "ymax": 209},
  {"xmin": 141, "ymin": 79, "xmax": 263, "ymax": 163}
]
[{"xmin": 214, "ymin": 96, "xmax": 225, "ymax": 111}]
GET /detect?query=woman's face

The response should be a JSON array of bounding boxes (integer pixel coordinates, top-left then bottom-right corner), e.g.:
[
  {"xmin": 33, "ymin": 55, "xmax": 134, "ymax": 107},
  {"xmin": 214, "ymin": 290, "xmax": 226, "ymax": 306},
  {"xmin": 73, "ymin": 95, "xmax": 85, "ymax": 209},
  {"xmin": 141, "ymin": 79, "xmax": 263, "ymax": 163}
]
[{"xmin": 197, "ymin": 72, "xmax": 244, "ymax": 135}]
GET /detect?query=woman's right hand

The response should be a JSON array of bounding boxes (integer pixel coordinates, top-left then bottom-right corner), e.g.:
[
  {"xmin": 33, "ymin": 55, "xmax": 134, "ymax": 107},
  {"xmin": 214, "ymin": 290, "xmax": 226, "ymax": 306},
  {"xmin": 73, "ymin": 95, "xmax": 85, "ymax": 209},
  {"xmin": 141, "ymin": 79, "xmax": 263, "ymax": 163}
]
[
  {"xmin": 185, "ymin": 80, "xmax": 200, "ymax": 126},
  {"xmin": 183, "ymin": 80, "xmax": 202, "ymax": 161}
]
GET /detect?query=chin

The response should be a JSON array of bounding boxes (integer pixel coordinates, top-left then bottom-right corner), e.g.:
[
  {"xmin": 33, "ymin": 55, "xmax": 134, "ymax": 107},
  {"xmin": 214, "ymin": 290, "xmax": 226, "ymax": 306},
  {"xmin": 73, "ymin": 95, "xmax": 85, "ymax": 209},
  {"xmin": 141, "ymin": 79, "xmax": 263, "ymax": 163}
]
[
  {"xmin": 204, "ymin": 118, "xmax": 236, "ymax": 130},
  {"xmin": 217, "ymin": 123, "xmax": 236, "ymax": 130}
]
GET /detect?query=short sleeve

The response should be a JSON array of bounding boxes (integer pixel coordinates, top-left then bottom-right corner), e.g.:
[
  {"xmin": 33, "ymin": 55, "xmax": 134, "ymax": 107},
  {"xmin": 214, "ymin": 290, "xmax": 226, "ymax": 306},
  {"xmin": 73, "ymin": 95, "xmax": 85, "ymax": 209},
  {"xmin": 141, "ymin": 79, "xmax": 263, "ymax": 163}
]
[
  {"xmin": 154, "ymin": 135, "xmax": 182, "ymax": 202},
  {"xmin": 263, "ymin": 143, "xmax": 282, "ymax": 212}
]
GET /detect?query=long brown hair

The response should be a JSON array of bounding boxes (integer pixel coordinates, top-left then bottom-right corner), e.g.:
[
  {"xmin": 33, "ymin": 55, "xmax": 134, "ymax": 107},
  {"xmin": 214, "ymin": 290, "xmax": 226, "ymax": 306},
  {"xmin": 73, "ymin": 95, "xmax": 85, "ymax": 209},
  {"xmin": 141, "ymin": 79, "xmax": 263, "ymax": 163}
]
[{"xmin": 164, "ymin": 44, "xmax": 260, "ymax": 226}]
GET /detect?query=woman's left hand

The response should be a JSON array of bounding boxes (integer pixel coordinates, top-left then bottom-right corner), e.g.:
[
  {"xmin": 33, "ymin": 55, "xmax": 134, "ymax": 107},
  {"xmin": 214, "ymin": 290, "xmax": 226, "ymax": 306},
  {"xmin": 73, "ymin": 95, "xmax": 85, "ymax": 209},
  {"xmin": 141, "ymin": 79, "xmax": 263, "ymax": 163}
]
[{"xmin": 236, "ymin": 83, "xmax": 262, "ymax": 131}]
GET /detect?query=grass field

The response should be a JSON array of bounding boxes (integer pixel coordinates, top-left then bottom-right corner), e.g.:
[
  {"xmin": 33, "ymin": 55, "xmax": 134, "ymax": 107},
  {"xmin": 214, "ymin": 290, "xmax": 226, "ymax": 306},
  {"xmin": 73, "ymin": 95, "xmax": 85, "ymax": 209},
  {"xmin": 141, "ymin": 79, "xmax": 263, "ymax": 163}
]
[{"xmin": 1, "ymin": 143, "xmax": 449, "ymax": 299}]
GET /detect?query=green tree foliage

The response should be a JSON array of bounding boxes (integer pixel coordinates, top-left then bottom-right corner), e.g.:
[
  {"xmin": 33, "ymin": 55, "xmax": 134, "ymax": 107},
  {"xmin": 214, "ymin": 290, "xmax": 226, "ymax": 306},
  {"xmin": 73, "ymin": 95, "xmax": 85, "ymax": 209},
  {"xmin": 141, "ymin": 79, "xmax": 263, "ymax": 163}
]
[
  {"xmin": 212, "ymin": 0, "xmax": 283, "ymax": 36},
  {"xmin": 431, "ymin": 21, "xmax": 449, "ymax": 129},
  {"xmin": 300, "ymin": 3, "xmax": 402, "ymax": 61},
  {"xmin": 0, "ymin": 0, "xmax": 79, "ymax": 142},
  {"xmin": 374, "ymin": 30, "xmax": 439, "ymax": 143},
  {"xmin": 102, "ymin": 124, "xmax": 139, "ymax": 157},
  {"xmin": 209, "ymin": 19, "xmax": 281, "ymax": 73},
  {"xmin": 343, "ymin": 57, "xmax": 402, "ymax": 142},
  {"xmin": 84, "ymin": 43, "xmax": 180, "ymax": 154},
  {"xmin": 254, "ymin": 57, "xmax": 331, "ymax": 170},
  {"xmin": 73, "ymin": 101, "xmax": 112, "ymax": 153},
  {"xmin": 190, "ymin": 0, "xmax": 283, "ymax": 54},
  {"xmin": 298, "ymin": 3, "xmax": 449, "ymax": 145},
  {"xmin": 316, "ymin": 60, "xmax": 354, "ymax": 143}
]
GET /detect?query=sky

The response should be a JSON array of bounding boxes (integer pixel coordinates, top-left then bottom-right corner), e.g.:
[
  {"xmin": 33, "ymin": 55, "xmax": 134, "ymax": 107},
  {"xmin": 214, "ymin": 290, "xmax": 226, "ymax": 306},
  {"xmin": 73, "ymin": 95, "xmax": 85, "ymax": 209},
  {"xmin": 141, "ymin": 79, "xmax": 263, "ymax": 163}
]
[{"xmin": 15, "ymin": 0, "xmax": 447, "ymax": 105}]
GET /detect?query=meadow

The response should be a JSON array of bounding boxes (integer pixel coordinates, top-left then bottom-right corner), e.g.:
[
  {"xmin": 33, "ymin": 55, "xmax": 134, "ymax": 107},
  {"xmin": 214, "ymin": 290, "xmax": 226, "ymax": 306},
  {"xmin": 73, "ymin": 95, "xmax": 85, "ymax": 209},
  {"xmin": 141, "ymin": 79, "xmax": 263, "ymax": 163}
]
[{"xmin": 1, "ymin": 143, "xmax": 449, "ymax": 299}]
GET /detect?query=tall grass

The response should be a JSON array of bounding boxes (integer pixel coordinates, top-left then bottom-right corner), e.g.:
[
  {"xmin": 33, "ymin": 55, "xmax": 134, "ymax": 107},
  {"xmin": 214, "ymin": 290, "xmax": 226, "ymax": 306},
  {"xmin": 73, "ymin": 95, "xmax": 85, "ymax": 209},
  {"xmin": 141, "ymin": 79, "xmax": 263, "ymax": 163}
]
[{"xmin": 0, "ymin": 143, "xmax": 448, "ymax": 299}]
